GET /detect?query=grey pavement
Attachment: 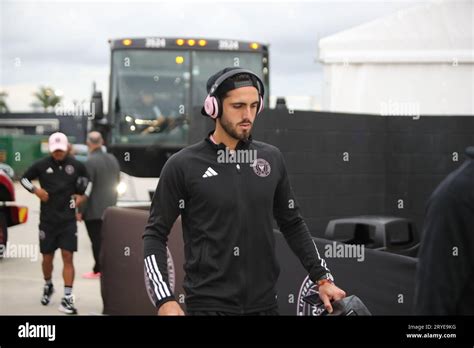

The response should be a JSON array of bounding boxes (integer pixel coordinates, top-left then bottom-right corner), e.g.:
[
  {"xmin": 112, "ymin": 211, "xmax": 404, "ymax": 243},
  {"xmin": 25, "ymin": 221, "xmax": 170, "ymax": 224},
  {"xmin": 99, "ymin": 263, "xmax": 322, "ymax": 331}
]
[{"xmin": 0, "ymin": 182, "xmax": 103, "ymax": 315}]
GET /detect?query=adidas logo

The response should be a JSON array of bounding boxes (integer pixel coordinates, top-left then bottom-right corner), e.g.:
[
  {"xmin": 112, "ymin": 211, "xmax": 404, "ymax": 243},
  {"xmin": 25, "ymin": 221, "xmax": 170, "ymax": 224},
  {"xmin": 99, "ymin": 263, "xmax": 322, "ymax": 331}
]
[
  {"xmin": 46, "ymin": 167, "xmax": 54, "ymax": 174},
  {"xmin": 202, "ymin": 167, "xmax": 218, "ymax": 178}
]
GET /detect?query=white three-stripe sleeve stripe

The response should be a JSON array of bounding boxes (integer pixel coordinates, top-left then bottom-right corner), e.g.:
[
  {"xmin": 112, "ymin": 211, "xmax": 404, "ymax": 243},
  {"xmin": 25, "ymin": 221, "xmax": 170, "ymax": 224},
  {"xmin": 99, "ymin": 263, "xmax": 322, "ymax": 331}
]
[
  {"xmin": 150, "ymin": 254, "xmax": 171, "ymax": 297},
  {"xmin": 312, "ymin": 240, "xmax": 329, "ymax": 272},
  {"xmin": 84, "ymin": 182, "xmax": 93, "ymax": 197},
  {"xmin": 145, "ymin": 256, "xmax": 167, "ymax": 299},
  {"xmin": 144, "ymin": 257, "xmax": 163, "ymax": 301},
  {"xmin": 208, "ymin": 167, "xmax": 218, "ymax": 175},
  {"xmin": 20, "ymin": 178, "xmax": 34, "ymax": 191}
]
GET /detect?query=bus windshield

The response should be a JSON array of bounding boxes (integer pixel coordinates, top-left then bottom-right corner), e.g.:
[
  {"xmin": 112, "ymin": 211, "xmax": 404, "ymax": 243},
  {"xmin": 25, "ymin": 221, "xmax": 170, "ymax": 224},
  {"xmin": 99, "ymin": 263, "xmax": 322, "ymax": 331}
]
[
  {"xmin": 110, "ymin": 49, "xmax": 266, "ymax": 146},
  {"xmin": 111, "ymin": 50, "xmax": 190, "ymax": 145}
]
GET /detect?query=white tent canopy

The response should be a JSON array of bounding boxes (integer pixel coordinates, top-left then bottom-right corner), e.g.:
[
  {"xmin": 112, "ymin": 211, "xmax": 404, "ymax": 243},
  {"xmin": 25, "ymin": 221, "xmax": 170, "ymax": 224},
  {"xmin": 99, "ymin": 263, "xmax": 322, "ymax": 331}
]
[{"xmin": 319, "ymin": 0, "xmax": 474, "ymax": 115}]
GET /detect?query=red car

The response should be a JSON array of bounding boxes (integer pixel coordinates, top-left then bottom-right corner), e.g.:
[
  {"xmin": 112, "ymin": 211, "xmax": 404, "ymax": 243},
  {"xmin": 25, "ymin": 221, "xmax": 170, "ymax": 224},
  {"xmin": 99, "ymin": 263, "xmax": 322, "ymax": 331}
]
[{"xmin": 0, "ymin": 166, "xmax": 28, "ymax": 258}]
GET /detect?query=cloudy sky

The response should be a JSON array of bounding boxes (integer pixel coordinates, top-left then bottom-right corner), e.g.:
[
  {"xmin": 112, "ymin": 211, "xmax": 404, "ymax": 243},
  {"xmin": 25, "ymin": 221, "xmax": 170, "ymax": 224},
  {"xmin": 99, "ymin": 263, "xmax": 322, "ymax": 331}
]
[{"xmin": 1, "ymin": 0, "xmax": 426, "ymax": 111}]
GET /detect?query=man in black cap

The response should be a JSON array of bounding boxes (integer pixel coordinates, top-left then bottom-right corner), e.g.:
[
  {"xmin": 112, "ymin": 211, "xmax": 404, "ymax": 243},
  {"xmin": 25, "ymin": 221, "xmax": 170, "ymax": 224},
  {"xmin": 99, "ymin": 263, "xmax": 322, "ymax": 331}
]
[{"xmin": 143, "ymin": 67, "xmax": 346, "ymax": 315}]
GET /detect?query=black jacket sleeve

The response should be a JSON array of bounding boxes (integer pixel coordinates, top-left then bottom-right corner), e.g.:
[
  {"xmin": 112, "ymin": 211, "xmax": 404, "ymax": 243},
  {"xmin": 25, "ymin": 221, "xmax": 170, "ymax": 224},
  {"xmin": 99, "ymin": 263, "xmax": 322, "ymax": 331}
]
[
  {"xmin": 414, "ymin": 190, "xmax": 474, "ymax": 315},
  {"xmin": 143, "ymin": 154, "xmax": 186, "ymax": 309},
  {"xmin": 74, "ymin": 160, "xmax": 90, "ymax": 195},
  {"xmin": 273, "ymin": 150, "xmax": 333, "ymax": 283},
  {"xmin": 21, "ymin": 161, "xmax": 40, "ymax": 193}
]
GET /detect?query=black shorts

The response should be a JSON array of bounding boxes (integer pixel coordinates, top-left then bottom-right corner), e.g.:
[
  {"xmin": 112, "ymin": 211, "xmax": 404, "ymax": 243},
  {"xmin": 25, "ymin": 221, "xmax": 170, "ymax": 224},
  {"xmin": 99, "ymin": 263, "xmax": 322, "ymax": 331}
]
[{"xmin": 39, "ymin": 221, "xmax": 77, "ymax": 254}]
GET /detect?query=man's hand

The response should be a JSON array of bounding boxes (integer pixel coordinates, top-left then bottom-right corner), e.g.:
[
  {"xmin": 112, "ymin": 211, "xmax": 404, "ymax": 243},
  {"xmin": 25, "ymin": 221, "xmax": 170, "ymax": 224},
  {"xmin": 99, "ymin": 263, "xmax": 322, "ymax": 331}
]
[
  {"xmin": 318, "ymin": 283, "xmax": 346, "ymax": 314},
  {"xmin": 75, "ymin": 194, "xmax": 86, "ymax": 208},
  {"xmin": 157, "ymin": 301, "xmax": 185, "ymax": 316},
  {"xmin": 34, "ymin": 188, "xmax": 49, "ymax": 202},
  {"xmin": 76, "ymin": 212, "xmax": 83, "ymax": 222}
]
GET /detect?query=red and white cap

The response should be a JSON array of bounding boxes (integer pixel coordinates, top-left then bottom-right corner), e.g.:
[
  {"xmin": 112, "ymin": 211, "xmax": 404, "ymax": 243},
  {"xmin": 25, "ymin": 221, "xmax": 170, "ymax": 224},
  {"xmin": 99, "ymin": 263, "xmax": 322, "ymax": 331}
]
[{"xmin": 48, "ymin": 132, "xmax": 68, "ymax": 152}]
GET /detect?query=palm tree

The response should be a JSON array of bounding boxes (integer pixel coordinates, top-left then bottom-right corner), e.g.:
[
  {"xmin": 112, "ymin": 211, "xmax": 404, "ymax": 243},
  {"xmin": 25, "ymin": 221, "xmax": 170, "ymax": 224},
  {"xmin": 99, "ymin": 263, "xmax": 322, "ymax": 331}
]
[{"xmin": 31, "ymin": 86, "xmax": 63, "ymax": 112}]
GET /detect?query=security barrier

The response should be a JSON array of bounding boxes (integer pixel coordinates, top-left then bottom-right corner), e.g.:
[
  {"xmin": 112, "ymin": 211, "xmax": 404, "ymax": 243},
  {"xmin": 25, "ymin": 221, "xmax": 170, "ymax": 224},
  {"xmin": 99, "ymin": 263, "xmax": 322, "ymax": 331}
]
[{"xmin": 101, "ymin": 207, "xmax": 417, "ymax": 315}]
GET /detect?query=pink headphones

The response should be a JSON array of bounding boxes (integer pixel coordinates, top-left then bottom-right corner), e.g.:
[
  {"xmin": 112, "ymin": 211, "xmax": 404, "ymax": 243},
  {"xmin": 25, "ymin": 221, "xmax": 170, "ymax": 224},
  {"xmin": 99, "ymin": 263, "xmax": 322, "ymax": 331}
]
[{"xmin": 203, "ymin": 68, "xmax": 265, "ymax": 119}]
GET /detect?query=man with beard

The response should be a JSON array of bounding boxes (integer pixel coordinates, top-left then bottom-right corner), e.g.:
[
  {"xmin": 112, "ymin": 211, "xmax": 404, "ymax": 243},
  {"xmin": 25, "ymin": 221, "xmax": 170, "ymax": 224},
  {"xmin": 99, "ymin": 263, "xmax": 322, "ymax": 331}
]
[{"xmin": 143, "ymin": 67, "xmax": 346, "ymax": 315}]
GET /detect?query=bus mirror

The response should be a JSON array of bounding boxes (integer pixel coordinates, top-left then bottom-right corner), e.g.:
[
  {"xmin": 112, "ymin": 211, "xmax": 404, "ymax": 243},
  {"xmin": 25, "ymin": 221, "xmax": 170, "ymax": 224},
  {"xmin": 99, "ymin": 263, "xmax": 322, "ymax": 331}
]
[{"xmin": 91, "ymin": 91, "xmax": 104, "ymax": 120}]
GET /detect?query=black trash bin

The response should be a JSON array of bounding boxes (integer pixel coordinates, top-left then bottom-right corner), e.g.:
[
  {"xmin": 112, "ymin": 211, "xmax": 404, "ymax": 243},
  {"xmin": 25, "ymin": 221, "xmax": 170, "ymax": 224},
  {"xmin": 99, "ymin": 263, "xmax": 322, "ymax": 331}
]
[{"xmin": 324, "ymin": 216, "xmax": 420, "ymax": 257}]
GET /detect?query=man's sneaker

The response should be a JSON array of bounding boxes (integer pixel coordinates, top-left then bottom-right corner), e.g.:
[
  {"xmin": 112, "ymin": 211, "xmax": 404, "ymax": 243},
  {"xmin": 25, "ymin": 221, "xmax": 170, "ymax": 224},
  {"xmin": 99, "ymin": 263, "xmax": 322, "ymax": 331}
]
[
  {"xmin": 82, "ymin": 271, "xmax": 101, "ymax": 279},
  {"xmin": 40, "ymin": 284, "xmax": 54, "ymax": 306},
  {"xmin": 58, "ymin": 295, "xmax": 78, "ymax": 315}
]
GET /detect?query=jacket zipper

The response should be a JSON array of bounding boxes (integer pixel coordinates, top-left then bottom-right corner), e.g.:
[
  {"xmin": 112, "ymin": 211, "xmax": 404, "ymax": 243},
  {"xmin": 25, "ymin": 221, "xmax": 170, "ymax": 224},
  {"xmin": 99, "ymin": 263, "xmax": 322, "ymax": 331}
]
[
  {"xmin": 235, "ymin": 162, "xmax": 247, "ymax": 313},
  {"xmin": 197, "ymin": 239, "xmax": 208, "ymax": 281}
]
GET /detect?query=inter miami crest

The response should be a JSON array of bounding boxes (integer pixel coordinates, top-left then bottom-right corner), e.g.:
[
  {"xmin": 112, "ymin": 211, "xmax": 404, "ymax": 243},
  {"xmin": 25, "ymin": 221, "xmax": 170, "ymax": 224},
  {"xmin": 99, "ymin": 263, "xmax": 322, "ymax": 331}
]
[
  {"xmin": 251, "ymin": 158, "xmax": 271, "ymax": 177},
  {"xmin": 297, "ymin": 275, "xmax": 325, "ymax": 316}
]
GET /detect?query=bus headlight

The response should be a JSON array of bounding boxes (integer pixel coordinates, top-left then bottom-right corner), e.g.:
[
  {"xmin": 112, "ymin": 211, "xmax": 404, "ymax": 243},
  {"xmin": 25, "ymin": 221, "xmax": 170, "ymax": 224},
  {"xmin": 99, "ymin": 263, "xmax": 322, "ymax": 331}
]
[
  {"xmin": 117, "ymin": 182, "xmax": 127, "ymax": 196},
  {"xmin": 250, "ymin": 42, "xmax": 259, "ymax": 50}
]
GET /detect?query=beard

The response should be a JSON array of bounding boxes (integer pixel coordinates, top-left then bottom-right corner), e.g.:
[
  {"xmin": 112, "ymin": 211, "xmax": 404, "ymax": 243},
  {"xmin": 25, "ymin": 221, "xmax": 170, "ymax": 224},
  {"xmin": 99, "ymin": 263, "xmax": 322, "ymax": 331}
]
[{"xmin": 219, "ymin": 116, "xmax": 253, "ymax": 141}]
